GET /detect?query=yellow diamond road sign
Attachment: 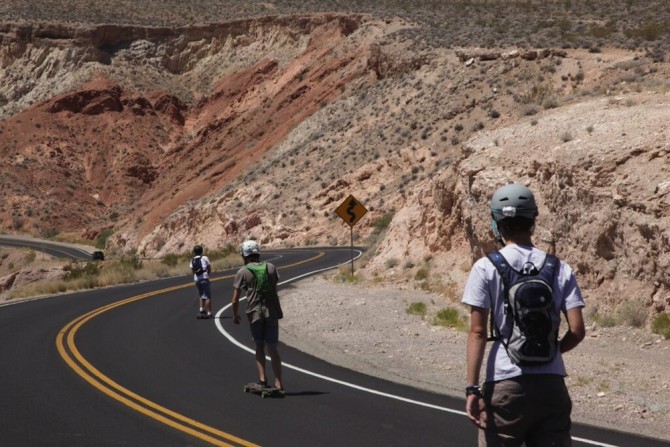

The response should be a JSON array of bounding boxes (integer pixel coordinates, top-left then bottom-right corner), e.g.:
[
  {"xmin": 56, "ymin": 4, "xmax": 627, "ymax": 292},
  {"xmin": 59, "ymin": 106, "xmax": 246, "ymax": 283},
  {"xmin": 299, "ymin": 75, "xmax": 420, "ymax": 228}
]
[{"xmin": 336, "ymin": 194, "xmax": 367, "ymax": 228}]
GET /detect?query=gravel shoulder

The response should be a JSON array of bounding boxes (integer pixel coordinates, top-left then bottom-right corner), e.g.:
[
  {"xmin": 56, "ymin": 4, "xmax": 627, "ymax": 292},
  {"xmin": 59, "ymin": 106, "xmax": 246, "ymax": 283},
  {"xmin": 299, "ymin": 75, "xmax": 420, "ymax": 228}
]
[{"xmin": 279, "ymin": 276, "xmax": 670, "ymax": 443}]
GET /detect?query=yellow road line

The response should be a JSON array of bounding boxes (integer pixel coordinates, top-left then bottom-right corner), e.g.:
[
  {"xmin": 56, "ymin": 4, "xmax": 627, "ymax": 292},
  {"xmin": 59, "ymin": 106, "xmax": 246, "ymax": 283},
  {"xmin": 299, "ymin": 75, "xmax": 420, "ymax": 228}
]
[
  {"xmin": 57, "ymin": 282, "xmax": 257, "ymax": 447},
  {"xmin": 56, "ymin": 251, "xmax": 325, "ymax": 446}
]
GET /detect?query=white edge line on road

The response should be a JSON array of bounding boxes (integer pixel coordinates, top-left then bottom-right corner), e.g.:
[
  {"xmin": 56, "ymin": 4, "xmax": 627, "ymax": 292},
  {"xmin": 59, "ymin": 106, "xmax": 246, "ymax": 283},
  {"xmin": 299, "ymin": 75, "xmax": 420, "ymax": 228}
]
[
  {"xmin": 214, "ymin": 254, "xmax": 468, "ymax": 414},
  {"xmin": 214, "ymin": 250, "xmax": 621, "ymax": 447}
]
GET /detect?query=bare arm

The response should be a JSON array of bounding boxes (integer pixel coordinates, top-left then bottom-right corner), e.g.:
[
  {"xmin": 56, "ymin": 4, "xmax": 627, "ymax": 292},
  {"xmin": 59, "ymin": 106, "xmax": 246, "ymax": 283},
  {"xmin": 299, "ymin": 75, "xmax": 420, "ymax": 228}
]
[
  {"xmin": 559, "ymin": 306, "xmax": 585, "ymax": 353},
  {"xmin": 465, "ymin": 306, "xmax": 488, "ymax": 428},
  {"xmin": 231, "ymin": 288, "xmax": 241, "ymax": 324}
]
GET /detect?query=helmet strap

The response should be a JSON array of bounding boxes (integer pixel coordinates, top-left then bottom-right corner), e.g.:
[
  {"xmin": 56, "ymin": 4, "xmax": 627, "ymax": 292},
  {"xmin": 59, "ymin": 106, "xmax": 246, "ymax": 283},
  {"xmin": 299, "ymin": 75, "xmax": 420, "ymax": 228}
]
[{"xmin": 491, "ymin": 219, "xmax": 505, "ymax": 247}]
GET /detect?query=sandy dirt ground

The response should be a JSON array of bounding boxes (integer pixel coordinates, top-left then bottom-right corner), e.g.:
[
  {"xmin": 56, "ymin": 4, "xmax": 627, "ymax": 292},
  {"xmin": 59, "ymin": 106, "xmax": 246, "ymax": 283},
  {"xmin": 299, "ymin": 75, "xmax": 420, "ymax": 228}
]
[{"xmin": 279, "ymin": 276, "xmax": 670, "ymax": 443}]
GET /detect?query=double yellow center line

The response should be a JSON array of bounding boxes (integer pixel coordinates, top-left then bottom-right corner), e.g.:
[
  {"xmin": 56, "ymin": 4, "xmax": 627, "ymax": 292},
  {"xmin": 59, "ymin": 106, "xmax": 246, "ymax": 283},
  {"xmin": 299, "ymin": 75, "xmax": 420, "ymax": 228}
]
[
  {"xmin": 56, "ymin": 281, "xmax": 258, "ymax": 447},
  {"xmin": 56, "ymin": 251, "xmax": 326, "ymax": 446}
]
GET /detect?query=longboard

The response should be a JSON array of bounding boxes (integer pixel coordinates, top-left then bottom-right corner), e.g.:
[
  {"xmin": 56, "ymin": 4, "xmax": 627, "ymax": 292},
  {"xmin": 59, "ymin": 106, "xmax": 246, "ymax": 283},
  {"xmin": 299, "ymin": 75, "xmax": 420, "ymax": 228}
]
[{"xmin": 243, "ymin": 382, "xmax": 285, "ymax": 398}]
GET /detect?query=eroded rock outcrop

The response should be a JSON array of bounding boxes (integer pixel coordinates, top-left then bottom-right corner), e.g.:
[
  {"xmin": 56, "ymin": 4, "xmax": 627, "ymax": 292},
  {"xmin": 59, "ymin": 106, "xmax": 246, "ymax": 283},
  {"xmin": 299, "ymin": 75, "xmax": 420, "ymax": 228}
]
[{"xmin": 370, "ymin": 93, "xmax": 670, "ymax": 316}]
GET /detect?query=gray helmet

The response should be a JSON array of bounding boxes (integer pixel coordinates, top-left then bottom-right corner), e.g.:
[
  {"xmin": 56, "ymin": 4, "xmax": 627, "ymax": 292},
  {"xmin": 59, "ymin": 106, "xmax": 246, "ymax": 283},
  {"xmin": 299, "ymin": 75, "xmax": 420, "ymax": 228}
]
[
  {"xmin": 490, "ymin": 183, "xmax": 538, "ymax": 222},
  {"xmin": 193, "ymin": 244, "xmax": 203, "ymax": 255}
]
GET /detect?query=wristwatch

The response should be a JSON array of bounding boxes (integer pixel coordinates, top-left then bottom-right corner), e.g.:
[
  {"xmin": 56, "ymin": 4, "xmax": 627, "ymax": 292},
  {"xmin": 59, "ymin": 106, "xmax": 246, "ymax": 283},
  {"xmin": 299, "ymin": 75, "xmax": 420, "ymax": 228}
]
[{"xmin": 465, "ymin": 385, "xmax": 482, "ymax": 397}]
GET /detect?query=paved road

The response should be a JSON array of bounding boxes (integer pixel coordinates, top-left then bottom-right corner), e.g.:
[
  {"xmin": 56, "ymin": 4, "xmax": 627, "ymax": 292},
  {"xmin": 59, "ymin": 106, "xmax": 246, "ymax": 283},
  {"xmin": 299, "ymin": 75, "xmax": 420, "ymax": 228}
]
[
  {"xmin": 0, "ymin": 235, "xmax": 93, "ymax": 260},
  {"xmin": 0, "ymin": 247, "xmax": 666, "ymax": 446}
]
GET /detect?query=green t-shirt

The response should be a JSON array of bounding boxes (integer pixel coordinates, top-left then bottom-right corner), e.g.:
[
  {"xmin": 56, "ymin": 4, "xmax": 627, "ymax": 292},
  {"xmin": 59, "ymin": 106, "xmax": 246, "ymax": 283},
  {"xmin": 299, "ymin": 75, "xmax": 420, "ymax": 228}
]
[{"xmin": 233, "ymin": 261, "xmax": 282, "ymax": 321}]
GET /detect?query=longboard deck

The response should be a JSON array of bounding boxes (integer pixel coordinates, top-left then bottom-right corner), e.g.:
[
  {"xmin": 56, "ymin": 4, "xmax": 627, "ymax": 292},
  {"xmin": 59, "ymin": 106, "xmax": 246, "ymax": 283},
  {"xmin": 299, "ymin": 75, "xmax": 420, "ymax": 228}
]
[{"xmin": 243, "ymin": 383, "xmax": 285, "ymax": 398}]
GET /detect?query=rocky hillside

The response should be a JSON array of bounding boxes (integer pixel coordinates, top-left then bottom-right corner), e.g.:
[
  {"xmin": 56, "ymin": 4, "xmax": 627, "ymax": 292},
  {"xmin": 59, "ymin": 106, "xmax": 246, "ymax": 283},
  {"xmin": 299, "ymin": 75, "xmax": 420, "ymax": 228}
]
[{"xmin": 1, "ymin": 2, "xmax": 669, "ymax": 322}]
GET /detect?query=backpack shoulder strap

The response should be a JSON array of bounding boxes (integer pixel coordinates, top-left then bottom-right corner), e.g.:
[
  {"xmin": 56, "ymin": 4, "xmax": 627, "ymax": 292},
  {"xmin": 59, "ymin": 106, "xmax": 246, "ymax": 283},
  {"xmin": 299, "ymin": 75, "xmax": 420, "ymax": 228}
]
[
  {"xmin": 486, "ymin": 250, "xmax": 511, "ymax": 286},
  {"xmin": 245, "ymin": 261, "xmax": 266, "ymax": 274},
  {"xmin": 485, "ymin": 250, "xmax": 512, "ymax": 342},
  {"xmin": 540, "ymin": 254, "xmax": 560, "ymax": 277}
]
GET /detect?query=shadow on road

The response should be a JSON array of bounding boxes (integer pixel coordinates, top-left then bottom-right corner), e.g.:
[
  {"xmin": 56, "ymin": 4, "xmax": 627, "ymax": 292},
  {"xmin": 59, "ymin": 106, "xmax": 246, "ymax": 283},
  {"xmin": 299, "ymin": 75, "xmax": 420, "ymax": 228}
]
[{"xmin": 284, "ymin": 391, "xmax": 329, "ymax": 397}]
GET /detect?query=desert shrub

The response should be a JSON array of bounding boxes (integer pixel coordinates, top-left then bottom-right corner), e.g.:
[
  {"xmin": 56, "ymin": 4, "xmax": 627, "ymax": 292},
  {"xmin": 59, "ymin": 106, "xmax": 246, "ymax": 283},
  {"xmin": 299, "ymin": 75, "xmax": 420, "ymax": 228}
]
[
  {"xmin": 651, "ymin": 313, "xmax": 670, "ymax": 339},
  {"xmin": 25, "ymin": 250, "xmax": 37, "ymax": 263},
  {"xmin": 591, "ymin": 311, "xmax": 617, "ymax": 328},
  {"xmin": 385, "ymin": 258, "xmax": 399, "ymax": 268},
  {"xmin": 406, "ymin": 301, "xmax": 427, "ymax": 318},
  {"xmin": 96, "ymin": 229, "xmax": 114, "ymax": 249},
  {"xmin": 542, "ymin": 96, "xmax": 559, "ymax": 109},
  {"xmin": 161, "ymin": 253, "xmax": 181, "ymax": 267},
  {"xmin": 64, "ymin": 262, "xmax": 101, "ymax": 280},
  {"xmin": 371, "ymin": 213, "xmax": 394, "ymax": 231},
  {"xmin": 522, "ymin": 104, "xmax": 539, "ymax": 116},
  {"xmin": 433, "ymin": 307, "xmax": 467, "ymax": 330},
  {"xmin": 615, "ymin": 299, "xmax": 647, "ymax": 328},
  {"xmin": 119, "ymin": 254, "xmax": 143, "ymax": 270},
  {"xmin": 625, "ymin": 23, "xmax": 668, "ymax": 41},
  {"xmin": 589, "ymin": 25, "xmax": 613, "ymax": 39},
  {"xmin": 560, "ymin": 131, "xmax": 573, "ymax": 142},
  {"xmin": 42, "ymin": 228, "xmax": 59, "ymax": 239},
  {"xmin": 415, "ymin": 267, "xmax": 429, "ymax": 281},
  {"xmin": 211, "ymin": 252, "xmax": 241, "ymax": 270},
  {"xmin": 334, "ymin": 265, "xmax": 362, "ymax": 283}
]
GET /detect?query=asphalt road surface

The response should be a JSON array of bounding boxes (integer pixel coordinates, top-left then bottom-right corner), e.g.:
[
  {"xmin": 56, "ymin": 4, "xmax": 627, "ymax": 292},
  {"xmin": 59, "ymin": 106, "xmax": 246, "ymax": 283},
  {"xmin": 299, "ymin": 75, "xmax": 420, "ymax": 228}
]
[
  {"xmin": 0, "ymin": 247, "xmax": 667, "ymax": 446},
  {"xmin": 0, "ymin": 235, "xmax": 93, "ymax": 260}
]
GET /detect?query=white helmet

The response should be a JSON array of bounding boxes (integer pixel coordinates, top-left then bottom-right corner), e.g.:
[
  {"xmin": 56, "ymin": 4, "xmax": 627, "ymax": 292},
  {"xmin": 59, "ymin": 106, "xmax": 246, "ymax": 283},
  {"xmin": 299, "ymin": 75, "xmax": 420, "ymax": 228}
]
[{"xmin": 240, "ymin": 240, "xmax": 260, "ymax": 257}]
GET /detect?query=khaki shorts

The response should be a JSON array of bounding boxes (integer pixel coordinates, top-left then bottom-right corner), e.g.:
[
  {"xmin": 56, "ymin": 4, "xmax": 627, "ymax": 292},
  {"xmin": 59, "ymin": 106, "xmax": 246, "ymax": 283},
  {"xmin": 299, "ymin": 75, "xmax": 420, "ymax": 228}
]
[{"xmin": 479, "ymin": 374, "xmax": 572, "ymax": 447}]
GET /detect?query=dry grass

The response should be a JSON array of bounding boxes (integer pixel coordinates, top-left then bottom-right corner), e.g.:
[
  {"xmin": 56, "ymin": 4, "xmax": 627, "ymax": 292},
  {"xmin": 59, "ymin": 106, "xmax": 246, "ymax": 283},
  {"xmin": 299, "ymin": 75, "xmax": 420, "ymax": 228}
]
[{"xmin": 5, "ymin": 249, "xmax": 243, "ymax": 301}]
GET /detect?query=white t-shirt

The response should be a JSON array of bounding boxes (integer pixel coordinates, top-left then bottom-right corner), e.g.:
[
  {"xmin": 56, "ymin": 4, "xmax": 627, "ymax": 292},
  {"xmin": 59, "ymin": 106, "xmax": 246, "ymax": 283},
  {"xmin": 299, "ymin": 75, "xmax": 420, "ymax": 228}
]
[
  {"xmin": 190, "ymin": 255, "xmax": 210, "ymax": 281},
  {"xmin": 461, "ymin": 244, "xmax": 585, "ymax": 382}
]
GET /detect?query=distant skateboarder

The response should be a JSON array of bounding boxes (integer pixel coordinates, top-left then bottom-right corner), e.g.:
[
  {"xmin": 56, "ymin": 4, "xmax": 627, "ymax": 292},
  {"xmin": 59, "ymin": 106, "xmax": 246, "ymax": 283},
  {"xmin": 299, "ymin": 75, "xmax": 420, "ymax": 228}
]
[{"xmin": 190, "ymin": 245, "xmax": 212, "ymax": 318}]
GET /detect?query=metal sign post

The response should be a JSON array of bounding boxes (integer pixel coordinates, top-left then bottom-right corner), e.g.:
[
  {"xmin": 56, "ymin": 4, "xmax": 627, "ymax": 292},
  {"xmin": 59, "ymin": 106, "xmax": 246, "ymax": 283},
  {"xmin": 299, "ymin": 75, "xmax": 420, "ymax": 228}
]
[{"xmin": 335, "ymin": 194, "xmax": 368, "ymax": 276}]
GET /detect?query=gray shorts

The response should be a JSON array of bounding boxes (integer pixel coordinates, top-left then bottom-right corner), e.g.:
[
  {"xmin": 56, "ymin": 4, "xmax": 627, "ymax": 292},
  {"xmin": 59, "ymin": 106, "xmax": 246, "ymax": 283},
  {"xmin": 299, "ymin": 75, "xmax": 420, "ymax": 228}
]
[
  {"xmin": 479, "ymin": 374, "xmax": 572, "ymax": 447},
  {"xmin": 249, "ymin": 316, "xmax": 279, "ymax": 345}
]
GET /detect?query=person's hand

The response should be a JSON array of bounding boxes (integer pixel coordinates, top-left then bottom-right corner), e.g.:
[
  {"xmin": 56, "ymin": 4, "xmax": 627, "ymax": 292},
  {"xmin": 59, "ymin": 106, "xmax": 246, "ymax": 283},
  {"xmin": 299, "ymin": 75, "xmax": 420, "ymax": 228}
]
[
  {"xmin": 233, "ymin": 314, "xmax": 241, "ymax": 325},
  {"xmin": 465, "ymin": 395, "xmax": 487, "ymax": 429}
]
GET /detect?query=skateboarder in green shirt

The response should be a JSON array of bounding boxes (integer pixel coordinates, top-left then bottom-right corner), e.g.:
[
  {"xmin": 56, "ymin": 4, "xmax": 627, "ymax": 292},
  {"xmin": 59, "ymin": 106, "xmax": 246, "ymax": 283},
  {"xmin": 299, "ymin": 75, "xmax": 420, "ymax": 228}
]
[{"xmin": 231, "ymin": 240, "xmax": 284, "ymax": 392}]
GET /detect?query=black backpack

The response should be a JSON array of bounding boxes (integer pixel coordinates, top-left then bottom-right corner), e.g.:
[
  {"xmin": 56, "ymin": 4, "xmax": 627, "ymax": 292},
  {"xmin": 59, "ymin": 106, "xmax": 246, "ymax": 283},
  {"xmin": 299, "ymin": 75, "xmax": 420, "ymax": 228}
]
[
  {"xmin": 486, "ymin": 251, "xmax": 559, "ymax": 366},
  {"xmin": 191, "ymin": 256, "xmax": 204, "ymax": 275}
]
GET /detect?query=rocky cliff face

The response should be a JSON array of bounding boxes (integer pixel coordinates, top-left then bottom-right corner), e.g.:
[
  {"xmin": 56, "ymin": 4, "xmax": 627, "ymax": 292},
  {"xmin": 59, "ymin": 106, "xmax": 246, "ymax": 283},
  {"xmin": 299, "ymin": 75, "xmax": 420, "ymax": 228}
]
[
  {"xmin": 371, "ymin": 93, "xmax": 670, "ymax": 316},
  {"xmin": 0, "ymin": 14, "xmax": 378, "ymax": 240},
  {"xmin": 0, "ymin": 14, "xmax": 668, "ymax": 318}
]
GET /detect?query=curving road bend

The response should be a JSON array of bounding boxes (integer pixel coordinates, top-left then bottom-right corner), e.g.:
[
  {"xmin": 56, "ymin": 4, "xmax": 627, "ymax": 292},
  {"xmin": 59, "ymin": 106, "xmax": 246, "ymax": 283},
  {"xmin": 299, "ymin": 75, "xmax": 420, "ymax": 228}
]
[
  {"xmin": 0, "ymin": 235, "xmax": 94, "ymax": 260},
  {"xmin": 0, "ymin": 246, "xmax": 667, "ymax": 447}
]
